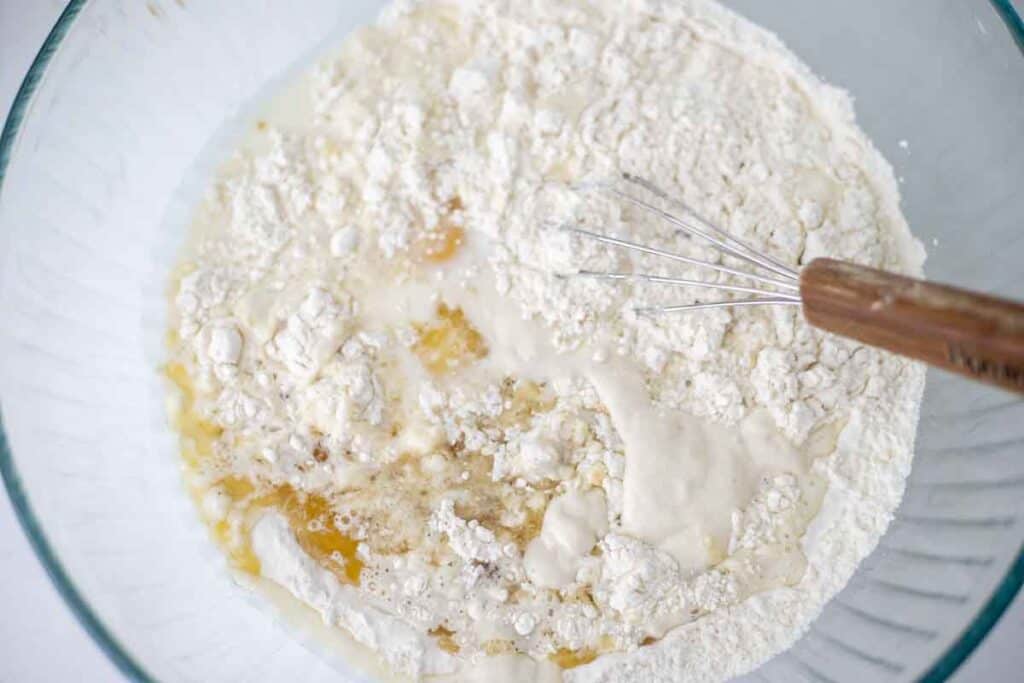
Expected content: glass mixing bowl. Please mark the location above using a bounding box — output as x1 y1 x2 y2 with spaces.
1 1 1022 681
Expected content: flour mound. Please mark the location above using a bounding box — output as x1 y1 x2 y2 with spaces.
166 0 924 680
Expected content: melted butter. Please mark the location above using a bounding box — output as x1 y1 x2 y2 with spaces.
549 647 598 669
225 483 364 585
549 634 615 670
347 432 550 558
209 375 558 568
415 197 466 264
165 363 222 466
166 365 362 584
209 477 262 574
419 224 465 263
413 303 488 374
429 626 461 654
277 487 364 585
498 379 556 429
483 639 517 656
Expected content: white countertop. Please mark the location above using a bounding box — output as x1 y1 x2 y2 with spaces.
1 2 1022 681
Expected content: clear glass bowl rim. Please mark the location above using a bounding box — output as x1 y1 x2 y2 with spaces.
0 1 1022 681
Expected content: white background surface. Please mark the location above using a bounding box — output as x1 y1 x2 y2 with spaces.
1 1 1022 682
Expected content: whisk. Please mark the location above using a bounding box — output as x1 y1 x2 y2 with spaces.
565 174 1024 394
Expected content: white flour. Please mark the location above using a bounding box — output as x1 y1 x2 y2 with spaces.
166 0 925 681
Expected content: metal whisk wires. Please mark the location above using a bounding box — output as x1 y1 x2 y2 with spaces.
565 175 803 313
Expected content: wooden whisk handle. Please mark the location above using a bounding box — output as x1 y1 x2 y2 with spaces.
800 258 1024 394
